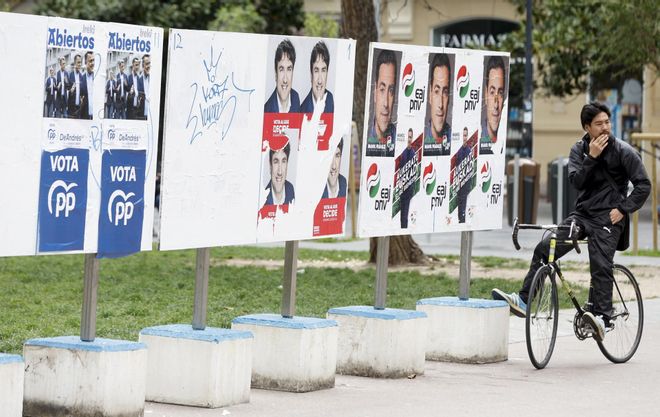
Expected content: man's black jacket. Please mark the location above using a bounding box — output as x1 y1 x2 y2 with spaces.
568 133 650 216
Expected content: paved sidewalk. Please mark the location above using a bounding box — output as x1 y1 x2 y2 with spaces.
145 298 660 417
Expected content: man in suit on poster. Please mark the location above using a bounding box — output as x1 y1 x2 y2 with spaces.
301 41 334 114
55 57 69 118
115 59 129 119
264 39 301 113
264 143 295 206
44 67 56 117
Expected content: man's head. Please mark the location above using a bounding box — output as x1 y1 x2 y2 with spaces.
328 138 343 190
463 127 468 144
85 51 94 74
49 67 54 77
274 39 296 105
484 56 506 139
269 143 291 197
429 54 451 137
118 59 125 73
373 49 397 136
142 54 151 77
407 128 413 146
73 54 82 73
581 102 612 139
310 41 330 102
59 57 66 71
108 69 114 79
132 57 140 74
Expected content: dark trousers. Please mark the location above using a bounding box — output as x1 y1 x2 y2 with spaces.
519 211 623 318
457 189 468 223
400 192 412 228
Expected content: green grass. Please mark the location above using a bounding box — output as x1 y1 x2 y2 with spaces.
623 249 660 257
0 248 589 354
212 245 370 262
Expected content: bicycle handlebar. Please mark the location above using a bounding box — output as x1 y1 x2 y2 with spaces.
512 218 581 254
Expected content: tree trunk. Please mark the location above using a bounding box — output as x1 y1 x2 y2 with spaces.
340 0 377 143
343 1 428 266
369 235 429 265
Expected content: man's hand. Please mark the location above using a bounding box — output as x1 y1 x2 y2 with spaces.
589 134 609 158
610 208 624 224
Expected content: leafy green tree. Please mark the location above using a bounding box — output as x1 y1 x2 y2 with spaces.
303 12 339 38
507 0 659 97
208 3 266 33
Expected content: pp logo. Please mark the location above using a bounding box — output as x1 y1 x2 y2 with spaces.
108 190 135 226
48 129 56 142
456 65 470 98
47 180 77 218
423 162 436 196
402 63 415 97
481 161 492 192
108 129 116 141
367 163 381 198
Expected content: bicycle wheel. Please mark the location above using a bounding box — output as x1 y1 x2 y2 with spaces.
525 265 559 369
596 264 644 363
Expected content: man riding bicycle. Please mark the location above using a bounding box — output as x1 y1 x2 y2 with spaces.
493 102 650 341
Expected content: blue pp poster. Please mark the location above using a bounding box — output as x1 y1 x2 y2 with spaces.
98 149 146 258
37 148 89 252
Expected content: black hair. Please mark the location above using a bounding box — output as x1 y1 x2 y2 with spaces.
269 142 291 164
84 51 93 63
275 39 296 72
337 137 343 154
310 41 330 73
580 102 611 128
429 53 451 87
485 55 507 93
375 49 397 83
408 128 413 135
142 54 150 62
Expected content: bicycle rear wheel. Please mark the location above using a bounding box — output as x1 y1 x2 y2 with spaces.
526 265 559 369
597 264 644 363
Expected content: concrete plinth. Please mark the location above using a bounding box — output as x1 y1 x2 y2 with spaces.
23 336 147 417
327 306 427 378
231 314 337 392
139 325 253 408
416 297 509 363
0 354 24 417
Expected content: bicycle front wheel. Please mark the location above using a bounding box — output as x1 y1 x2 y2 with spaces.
526 265 559 369
597 264 644 363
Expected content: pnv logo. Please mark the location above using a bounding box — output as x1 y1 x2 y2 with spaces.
402 63 415 97
481 161 492 192
47 180 78 218
48 128 56 142
108 190 135 226
367 163 381 198
456 65 470 98
423 162 436 196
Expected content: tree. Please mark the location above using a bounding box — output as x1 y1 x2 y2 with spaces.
506 0 659 97
342 0 429 265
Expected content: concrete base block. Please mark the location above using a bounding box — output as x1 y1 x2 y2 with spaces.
327 306 427 378
0 354 24 417
23 336 147 417
139 325 253 408
417 297 509 363
231 314 338 392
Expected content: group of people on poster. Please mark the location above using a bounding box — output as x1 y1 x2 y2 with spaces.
43 50 95 119
365 47 508 228
261 38 345 221
104 53 151 120
43 50 152 121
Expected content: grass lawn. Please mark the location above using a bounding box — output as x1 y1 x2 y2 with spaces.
0 246 588 354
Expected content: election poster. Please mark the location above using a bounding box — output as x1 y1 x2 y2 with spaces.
0 12 162 257
159 30 355 250
357 43 509 237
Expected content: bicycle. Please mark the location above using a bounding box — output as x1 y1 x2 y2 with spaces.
511 218 644 369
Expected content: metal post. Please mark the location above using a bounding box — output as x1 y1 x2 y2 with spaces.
458 231 473 300
374 236 390 309
81 253 100 342
281 241 299 318
192 247 210 330
652 143 658 250
513 154 520 221
557 156 563 222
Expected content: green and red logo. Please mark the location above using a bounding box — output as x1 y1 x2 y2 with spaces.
480 161 492 192
402 63 415 97
423 162 436 195
456 65 470 98
367 163 381 198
